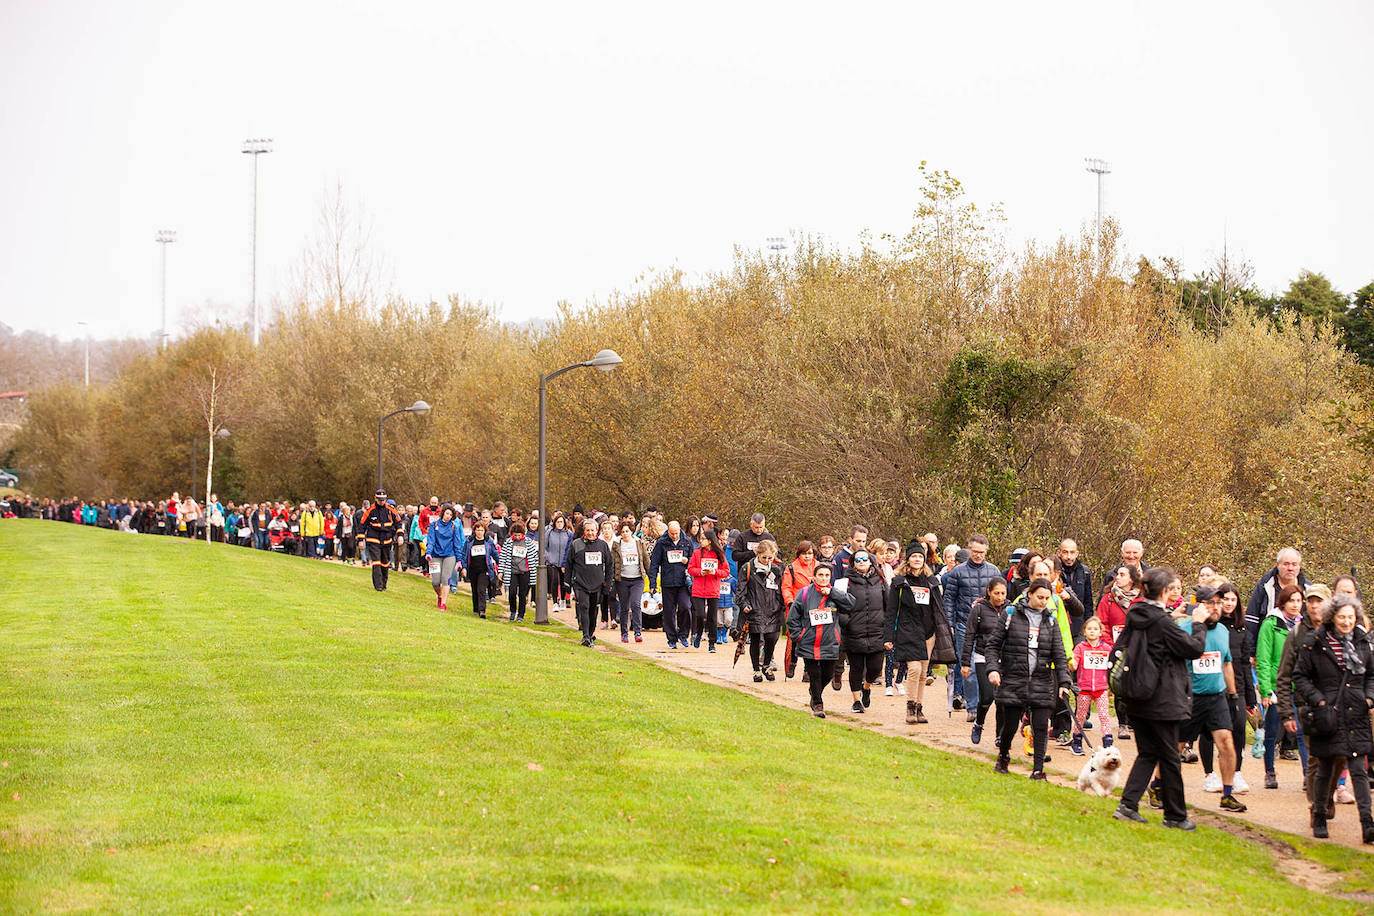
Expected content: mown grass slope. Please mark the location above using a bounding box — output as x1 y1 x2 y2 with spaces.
0 521 1368 914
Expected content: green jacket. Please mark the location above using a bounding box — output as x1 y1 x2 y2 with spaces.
1256 610 1298 698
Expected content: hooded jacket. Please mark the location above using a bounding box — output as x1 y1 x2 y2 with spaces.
984 597 1072 708
737 559 787 634
1117 599 1206 721
687 545 731 599
425 518 462 558
786 584 855 661
1245 566 1310 647
840 567 888 654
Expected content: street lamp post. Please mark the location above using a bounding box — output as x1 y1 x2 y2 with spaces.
377 400 431 492
155 230 176 350
242 139 273 346
534 349 623 625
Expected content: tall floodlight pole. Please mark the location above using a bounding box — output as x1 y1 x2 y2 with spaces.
242 139 273 346
1084 158 1112 239
155 230 176 350
534 349 624 625
76 321 90 386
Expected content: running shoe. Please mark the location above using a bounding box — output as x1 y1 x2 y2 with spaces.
1219 795 1248 813
970 724 983 744
952 695 965 711
1147 786 1164 809
1029 771 1047 781
885 686 895 697
851 701 865 714
1264 771 1278 790
1113 806 1147 824
753 673 764 683
1202 772 1223 793
897 682 907 696
1233 772 1250 793
861 688 871 708
1118 725 1132 741
1181 744 1199 764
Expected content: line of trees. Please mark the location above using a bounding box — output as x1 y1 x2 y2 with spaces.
13 167 1374 583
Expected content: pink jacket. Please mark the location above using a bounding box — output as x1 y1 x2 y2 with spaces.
1073 638 1114 694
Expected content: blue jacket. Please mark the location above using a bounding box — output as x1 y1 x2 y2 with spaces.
463 537 500 579
426 519 462 557
942 559 1004 628
649 533 695 591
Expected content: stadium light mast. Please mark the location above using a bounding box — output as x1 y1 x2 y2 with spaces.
767 236 787 309
242 138 273 346
1084 158 1112 239
155 230 177 350
76 321 90 386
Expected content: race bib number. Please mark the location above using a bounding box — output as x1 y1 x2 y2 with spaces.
701 559 718 575
667 550 685 564
911 586 930 605
237 527 250 537
809 608 833 626
1112 625 1124 643
513 545 527 559
1028 627 1040 650
747 542 759 553
290 525 299 534
720 582 731 595
1084 650 1111 671
1194 651 1222 675
471 545 486 557
766 575 779 591
585 552 602 566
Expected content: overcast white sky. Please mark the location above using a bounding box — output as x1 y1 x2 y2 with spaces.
2 1 1371 341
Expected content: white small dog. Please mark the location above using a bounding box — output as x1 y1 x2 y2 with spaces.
1077 745 1124 797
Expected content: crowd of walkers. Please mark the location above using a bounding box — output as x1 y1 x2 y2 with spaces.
9 492 1373 841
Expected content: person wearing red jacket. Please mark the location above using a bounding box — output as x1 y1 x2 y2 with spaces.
1095 563 1142 739
687 528 732 653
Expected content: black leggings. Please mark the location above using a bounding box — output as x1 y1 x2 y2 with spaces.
997 703 1051 771
691 596 719 644
804 659 836 707
470 570 489 617
749 630 779 671
974 662 997 726
848 650 885 692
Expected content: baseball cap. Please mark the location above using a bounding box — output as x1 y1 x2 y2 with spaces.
1305 583 1333 602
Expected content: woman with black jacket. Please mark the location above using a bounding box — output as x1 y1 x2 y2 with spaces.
960 577 1010 745
885 543 953 725
1113 568 1209 829
736 540 786 683
1292 593 1374 841
985 579 1073 779
841 551 888 715
1200 582 1256 794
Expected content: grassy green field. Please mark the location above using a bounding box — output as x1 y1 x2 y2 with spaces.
1 521 1370 914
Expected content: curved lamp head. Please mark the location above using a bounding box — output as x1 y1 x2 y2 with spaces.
587 349 623 374
215 428 231 440
407 400 431 417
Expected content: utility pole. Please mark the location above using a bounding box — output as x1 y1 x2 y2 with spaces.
155 230 176 350
76 321 90 386
242 139 273 346
1084 158 1111 240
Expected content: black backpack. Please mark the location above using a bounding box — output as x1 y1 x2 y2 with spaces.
1109 622 1160 702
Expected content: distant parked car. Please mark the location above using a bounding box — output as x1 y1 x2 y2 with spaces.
0 470 18 488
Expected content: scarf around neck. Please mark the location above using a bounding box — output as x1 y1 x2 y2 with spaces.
1111 583 1139 609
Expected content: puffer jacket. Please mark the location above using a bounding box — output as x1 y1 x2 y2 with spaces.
1117 599 1206 721
984 598 1072 708
786 584 856 661
959 596 1008 668
841 568 888 654
737 559 787 634
1293 627 1374 759
943 559 1003 627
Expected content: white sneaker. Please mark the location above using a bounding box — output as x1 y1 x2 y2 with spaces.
1202 772 1223 793
884 686 894 697
897 683 907 696
1233 773 1250 794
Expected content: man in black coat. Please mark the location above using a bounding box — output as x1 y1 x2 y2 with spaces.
567 519 613 648
1056 538 1093 639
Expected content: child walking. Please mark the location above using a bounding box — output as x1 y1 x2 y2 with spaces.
1071 617 1114 756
